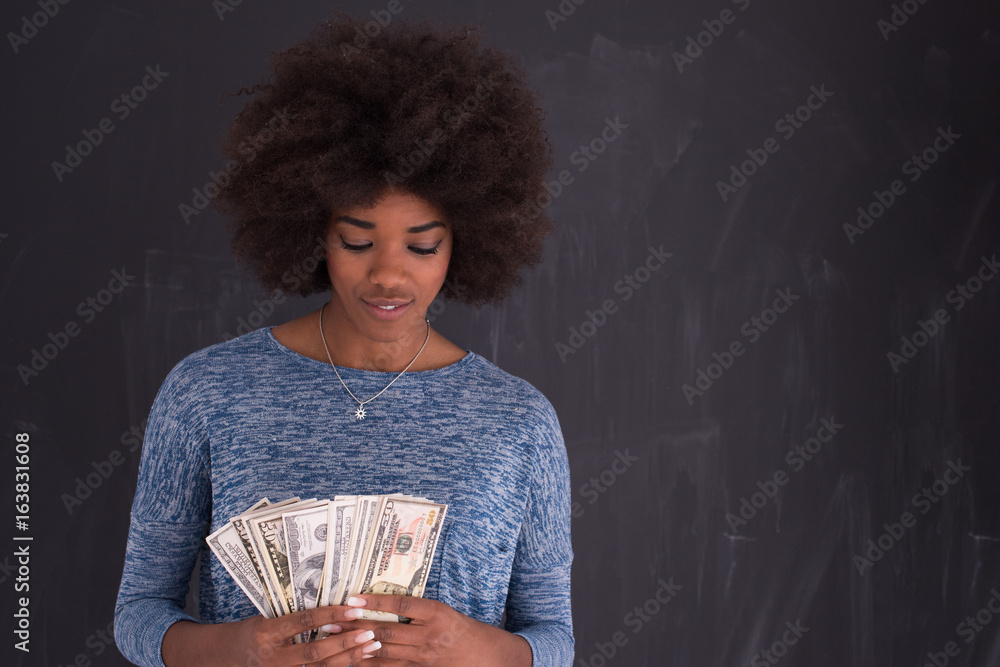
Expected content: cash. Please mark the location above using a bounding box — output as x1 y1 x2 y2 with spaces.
207 493 447 643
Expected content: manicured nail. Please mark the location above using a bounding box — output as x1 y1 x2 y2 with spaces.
347 596 367 607
320 623 341 633
363 641 382 654
356 630 375 643
344 608 364 620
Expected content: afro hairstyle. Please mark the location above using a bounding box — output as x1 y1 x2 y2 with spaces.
212 13 555 306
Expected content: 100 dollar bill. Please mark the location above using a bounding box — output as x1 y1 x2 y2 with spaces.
353 497 447 622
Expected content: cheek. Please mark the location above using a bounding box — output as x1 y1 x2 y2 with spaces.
431 250 452 284
325 257 361 292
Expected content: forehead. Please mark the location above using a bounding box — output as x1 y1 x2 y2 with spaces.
331 191 447 228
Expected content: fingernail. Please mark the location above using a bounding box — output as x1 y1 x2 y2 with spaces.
347 596 367 607
320 623 341 633
344 608 364 620
356 630 375 643
363 641 382 654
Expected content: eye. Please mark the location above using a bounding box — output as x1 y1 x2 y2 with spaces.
337 237 442 255
339 239 371 252
410 242 442 256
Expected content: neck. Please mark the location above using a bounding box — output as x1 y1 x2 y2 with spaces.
318 302 430 372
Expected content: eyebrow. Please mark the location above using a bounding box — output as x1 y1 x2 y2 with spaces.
335 215 445 234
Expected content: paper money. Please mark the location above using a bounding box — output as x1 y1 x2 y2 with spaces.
320 498 356 607
207 493 448 642
247 500 325 620
338 496 383 606
207 521 274 618
283 502 330 643
230 497 301 618
353 498 447 622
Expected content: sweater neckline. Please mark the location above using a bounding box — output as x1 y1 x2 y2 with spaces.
261 326 475 379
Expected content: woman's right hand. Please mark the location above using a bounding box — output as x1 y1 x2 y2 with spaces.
162 606 382 666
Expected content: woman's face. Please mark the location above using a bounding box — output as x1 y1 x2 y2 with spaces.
323 189 452 345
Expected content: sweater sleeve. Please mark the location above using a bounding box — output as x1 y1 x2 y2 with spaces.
114 358 213 667
505 399 575 666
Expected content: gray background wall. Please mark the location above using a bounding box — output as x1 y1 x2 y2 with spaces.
3 0 999 665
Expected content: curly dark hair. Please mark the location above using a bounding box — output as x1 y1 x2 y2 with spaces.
212 13 554 306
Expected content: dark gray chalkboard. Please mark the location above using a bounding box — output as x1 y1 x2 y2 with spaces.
2 0 999 665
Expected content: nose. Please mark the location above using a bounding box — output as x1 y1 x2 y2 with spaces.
368 247 407 289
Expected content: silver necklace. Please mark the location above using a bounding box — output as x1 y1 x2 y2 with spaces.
318 302 430 420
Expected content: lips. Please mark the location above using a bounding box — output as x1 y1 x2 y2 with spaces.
362 298 412 320
365 299 410 307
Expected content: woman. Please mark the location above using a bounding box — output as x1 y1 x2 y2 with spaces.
114 13 573 667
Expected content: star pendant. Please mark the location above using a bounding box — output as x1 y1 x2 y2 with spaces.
354 405 366 420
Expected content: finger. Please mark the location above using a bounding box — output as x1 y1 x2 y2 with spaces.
356 639 443 665
280 628 383 666
332 618 425 647
261 606 364 646
262 606 351 645
345 594 437 622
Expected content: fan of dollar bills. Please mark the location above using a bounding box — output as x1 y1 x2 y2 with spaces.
207 494 447 643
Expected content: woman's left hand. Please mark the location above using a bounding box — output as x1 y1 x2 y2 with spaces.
329 595 532 667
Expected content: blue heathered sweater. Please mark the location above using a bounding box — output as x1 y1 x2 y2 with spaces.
114 327 574 666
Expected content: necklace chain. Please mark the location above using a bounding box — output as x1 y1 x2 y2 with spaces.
318 302 430 420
